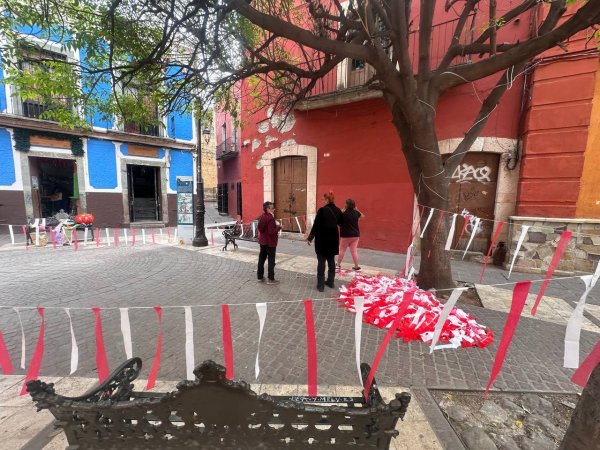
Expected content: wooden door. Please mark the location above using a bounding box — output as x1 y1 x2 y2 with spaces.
274 156 307 232
447 153 499 253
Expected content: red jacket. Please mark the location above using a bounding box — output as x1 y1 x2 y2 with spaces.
258 212 281 247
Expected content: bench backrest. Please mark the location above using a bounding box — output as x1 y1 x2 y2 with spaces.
27 359 410 449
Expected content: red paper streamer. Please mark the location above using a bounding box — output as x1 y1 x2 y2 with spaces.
406 206 424 248
302 215 308 228
50 227 57 250
95 227 100 247
480 221 505 282
455 215 471 249
304 300 318 396
572 340 600 387
531 231 572 316
151 228 156 244
364 291 415 400
485 281 531 396
167 227 171 241
132 228 136 246
20 308 45 395
427 211 445 258
211 230 215 246
22 225 28 250
0 331 14 375
114 229 119 247
73 228 78 251
221 304 234 380
92 307 110 382
146 306 163 390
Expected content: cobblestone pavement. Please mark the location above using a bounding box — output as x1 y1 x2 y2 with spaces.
0 243 597 395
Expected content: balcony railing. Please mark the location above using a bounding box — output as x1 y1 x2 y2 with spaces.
216 137 239 160
124 121 161 137
303 15 475 99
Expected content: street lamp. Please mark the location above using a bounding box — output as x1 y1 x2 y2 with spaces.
192 126 212 247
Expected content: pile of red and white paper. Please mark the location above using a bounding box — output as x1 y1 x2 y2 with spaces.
338 274 494 349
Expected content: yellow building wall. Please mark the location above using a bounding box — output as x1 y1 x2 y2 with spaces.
576 62 600 218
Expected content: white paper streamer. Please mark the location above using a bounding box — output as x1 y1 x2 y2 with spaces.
35 225 40 246
404 244 413 277
445 214 458 251
462 218 481 259
8 225 15 245
174 228 178 243
354 296 365 386
41 218 46 227
65 308 79 374
295 216 302 233
119 308 133 359
508 225 530 278
83 228 88 246
429 288 467 352
13 308 25 369
159 229 163 243
33 218 39 227
420 208 435 238
184 306 195 380
407 266 415 280
142 229 147 244
124 229 128 246
252 222 256 238
564 263 600 368
105 228 111 246
255 303 267 379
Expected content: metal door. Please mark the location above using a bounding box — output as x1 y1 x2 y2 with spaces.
447 153 499 253
274 156 307 232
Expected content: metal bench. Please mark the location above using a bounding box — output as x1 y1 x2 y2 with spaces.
222 220 259 251
27 358 411 449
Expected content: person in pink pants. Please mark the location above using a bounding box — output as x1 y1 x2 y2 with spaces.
337 198 364 270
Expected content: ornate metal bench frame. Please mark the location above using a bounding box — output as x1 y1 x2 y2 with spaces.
27 358 411 449
222 220 259 251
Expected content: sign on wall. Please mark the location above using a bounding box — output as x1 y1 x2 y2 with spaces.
176 177 194 225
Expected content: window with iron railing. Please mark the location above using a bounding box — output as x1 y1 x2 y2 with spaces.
14 47 72 120
123 94 161 137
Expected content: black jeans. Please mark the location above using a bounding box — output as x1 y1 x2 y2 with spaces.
257 245 276 280
317 253 336 288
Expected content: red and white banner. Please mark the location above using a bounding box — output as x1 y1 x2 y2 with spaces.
20 308 45 395
146 306 163 390
92 307 110 382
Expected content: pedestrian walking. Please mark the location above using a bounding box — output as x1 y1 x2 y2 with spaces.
306 191 342 292
257 201 281 285
337 198 364 270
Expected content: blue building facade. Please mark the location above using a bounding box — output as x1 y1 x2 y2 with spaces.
0 33 197 228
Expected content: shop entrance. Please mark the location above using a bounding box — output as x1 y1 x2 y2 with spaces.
127 165 161 222
29 156 77 217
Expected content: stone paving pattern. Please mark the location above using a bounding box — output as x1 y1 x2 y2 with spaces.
0 241 598 395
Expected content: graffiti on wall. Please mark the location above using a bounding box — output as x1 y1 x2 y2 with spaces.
451 163 492 183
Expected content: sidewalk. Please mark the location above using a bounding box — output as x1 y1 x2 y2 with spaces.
1 374 440 450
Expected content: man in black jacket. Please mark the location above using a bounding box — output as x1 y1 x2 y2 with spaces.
307 191 342 292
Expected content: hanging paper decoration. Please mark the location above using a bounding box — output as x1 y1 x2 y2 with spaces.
159 229 163 243
119 308 133 359
114 228 119 247
65 309 79 374
339 275 493 348
173 228 178 244
364 291 415 400
92 307 110 382
84 228 88 246
508 225 530 277
73 228 78 251
20 308 45 395
445 214 458 251
8 225 14 245
146 306 163 390
105 228 111 246
252 222 256 238
429 288 467 352
14 308 25 369
142 229 147 244
184 306 195 381
0 330 13 374
455 215 472 247
95 227 100 247
167 227 171 242
35 224 40 246
304 300 318 396
403 244 413 277
480 221 505 282
255 303 267 379
21 225 28 250
124 229 128 247
419 208 435 238
295 216 302 233
564 263 600 368
50 226 57 250
572 340 600 388
531 231 572 316
132 228 137 246
151 228 156 244
485 281 531 396
221 304 234 380
462 218 480 259
353 296 365 386
211 229 215 246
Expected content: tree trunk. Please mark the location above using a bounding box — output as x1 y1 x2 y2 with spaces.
559 363 600 450
416 185 456 291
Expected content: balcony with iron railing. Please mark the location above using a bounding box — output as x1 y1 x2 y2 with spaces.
216 137 239 160
296 15 475 108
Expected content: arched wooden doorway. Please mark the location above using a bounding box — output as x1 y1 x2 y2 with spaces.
273 156 307 232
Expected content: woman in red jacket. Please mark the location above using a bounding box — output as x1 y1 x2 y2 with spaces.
257 201 282 285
